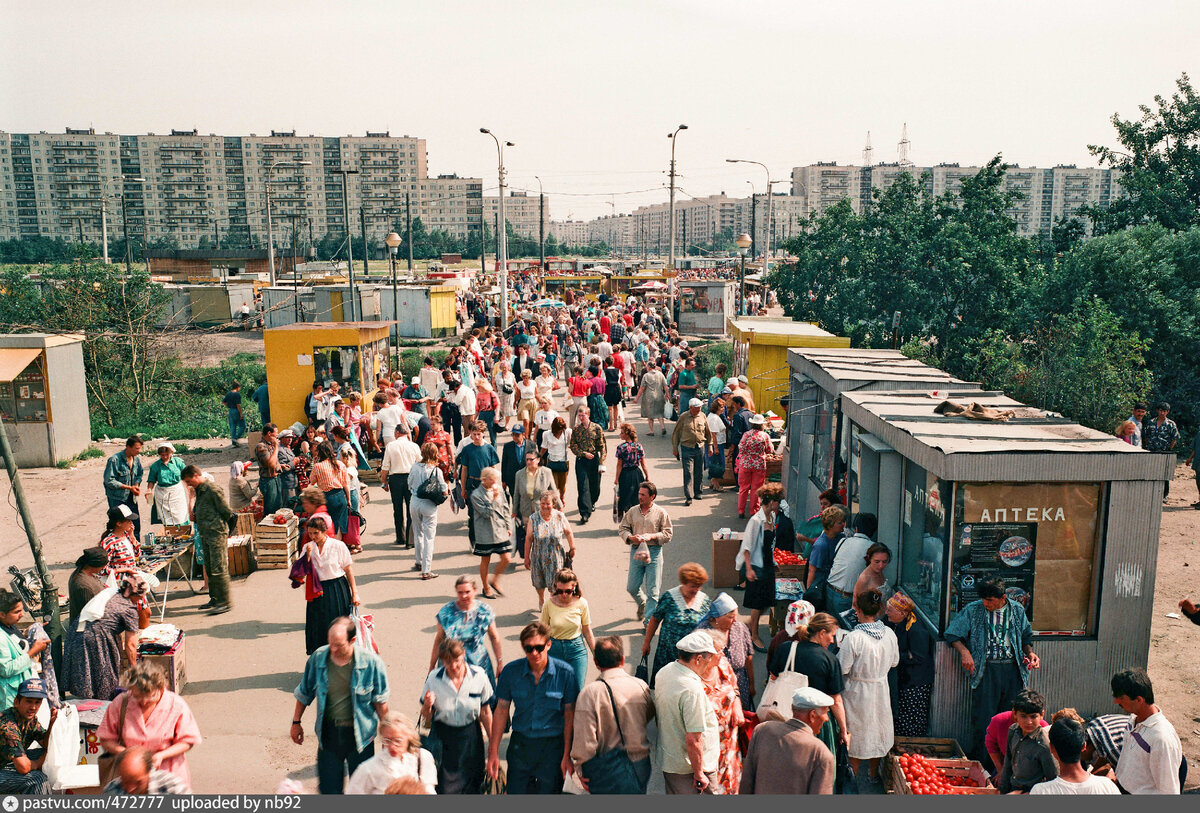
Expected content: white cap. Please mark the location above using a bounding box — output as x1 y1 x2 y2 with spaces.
676 630 718 655
689 398 704 409
791 686 836 710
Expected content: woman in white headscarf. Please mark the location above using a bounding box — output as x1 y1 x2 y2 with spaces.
228 460 260 513
146 442 189 526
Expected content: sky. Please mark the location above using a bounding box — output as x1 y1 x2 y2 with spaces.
2 0 1197 221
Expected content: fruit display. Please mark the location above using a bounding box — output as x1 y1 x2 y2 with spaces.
773 549 807 566
897 754 985 795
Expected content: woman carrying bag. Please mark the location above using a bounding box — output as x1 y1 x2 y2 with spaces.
408 443 448 580
420 639 493 794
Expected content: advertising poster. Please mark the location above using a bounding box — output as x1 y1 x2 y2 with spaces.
952 522 1036 619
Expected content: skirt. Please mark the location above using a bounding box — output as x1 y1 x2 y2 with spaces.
707 443 726 479
516 399 538 423
324 489 349 536
741 565 775 611
587 394 608 429
305 575 352 655
616 466 645 516
604 385 622 407
154 482 190 526
528 537 565 591
896 683 933 738
433 719 486 794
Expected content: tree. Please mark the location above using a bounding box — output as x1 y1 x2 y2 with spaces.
1087 73 1200 233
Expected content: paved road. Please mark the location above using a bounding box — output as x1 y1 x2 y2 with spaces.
176 396 762 792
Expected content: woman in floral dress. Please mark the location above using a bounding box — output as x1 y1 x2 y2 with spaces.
642 562 711 687
698 592 756 712
699 627 744 795
612 424 649 517
523 490 577 610
430 576 504 692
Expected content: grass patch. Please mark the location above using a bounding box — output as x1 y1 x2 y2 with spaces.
55 445 107 469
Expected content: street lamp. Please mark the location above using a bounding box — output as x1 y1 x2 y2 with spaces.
331 167 360 320
385 230 402 345
668 124 687 321
727 158 774 273
266 160 311 287
534 175 545 273
119 177 145 274
735 232 752 316
481 128 514 332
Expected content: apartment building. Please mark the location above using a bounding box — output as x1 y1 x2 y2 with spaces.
549 220 589 246
0 128 481 248
483 191 546 240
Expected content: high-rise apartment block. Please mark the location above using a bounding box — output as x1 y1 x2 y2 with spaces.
483 191 547 240
0 128 483 248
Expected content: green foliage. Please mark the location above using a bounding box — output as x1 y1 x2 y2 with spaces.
395 348 449 383
693 342 733 396
1087 73 1200 233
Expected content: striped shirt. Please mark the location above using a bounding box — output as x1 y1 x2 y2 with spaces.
310 460 348 492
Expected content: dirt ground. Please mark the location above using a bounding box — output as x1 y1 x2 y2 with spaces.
153 330 265 368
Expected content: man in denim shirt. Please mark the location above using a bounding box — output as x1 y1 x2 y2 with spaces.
945 577 1040 764
103 435 144 541
292 617 389 794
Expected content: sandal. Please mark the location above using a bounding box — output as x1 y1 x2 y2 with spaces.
481 591 498 600
490 582 505 597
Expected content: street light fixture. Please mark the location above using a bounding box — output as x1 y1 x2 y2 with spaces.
385 230 402 345
266 160 311 287
481 129 514 332
727 158 774 273
668 124 687 321
735 232 752 316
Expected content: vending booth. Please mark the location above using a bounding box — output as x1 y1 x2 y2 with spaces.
676 280 737 336
728 318 850 419
784 347 971 518
378 283 458 339
263 323 392 428
837 387 1172 744
0 333 91 467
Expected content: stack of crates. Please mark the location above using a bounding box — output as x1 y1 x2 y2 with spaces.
256 514 300 569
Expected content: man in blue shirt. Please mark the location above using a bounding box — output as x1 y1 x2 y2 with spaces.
222 383 245 446
805 505 846 596
103 435 145 542
488 622 578 794
250 381 270 426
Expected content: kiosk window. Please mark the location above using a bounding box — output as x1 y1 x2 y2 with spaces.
0 354 49 423
897 459 950 629
949 482 1102 635
810 396 835 489
313 346 361 393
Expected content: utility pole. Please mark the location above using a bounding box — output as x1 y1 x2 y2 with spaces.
359 204 369 279
479 205 487 277
121 190 132 275
405 191 414 273
480 129 513 332
101 197 109 263
538 189 545 273
0 417 60 642
749 195 757 265
333 168 359 321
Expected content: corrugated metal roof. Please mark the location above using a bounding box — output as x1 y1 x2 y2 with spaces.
788 347 972 395
842 389 1175 482
728 317 838 338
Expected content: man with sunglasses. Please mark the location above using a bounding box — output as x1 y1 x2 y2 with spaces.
488 623 578 794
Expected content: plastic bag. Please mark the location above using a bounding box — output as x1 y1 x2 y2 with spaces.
43 703 80 787
633 541 651 563
352 608 379 654
663 402 675 421
562 769 587 795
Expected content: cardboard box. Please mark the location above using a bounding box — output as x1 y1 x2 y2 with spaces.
712 532 743 588
141 634 186 694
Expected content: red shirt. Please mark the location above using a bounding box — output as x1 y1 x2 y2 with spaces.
599 315 611 338
985 711 1049 757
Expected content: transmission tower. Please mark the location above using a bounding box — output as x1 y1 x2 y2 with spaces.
862 131 874 166
897 123 913 168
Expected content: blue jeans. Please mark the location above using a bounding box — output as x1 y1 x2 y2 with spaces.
324 488 349 536
505 732 565 794
627 545 664 619
228 409 246 442
479 409 497 447
549 635 588 695
680 444 704 500
825 584 853 617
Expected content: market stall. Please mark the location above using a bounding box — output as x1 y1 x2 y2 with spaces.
676 280 736 336
728 318 850 419
838 387 1173 744
0 333 91 467
784 347 971 518
377 283 458 339
263 322 392 428
542 275 604 302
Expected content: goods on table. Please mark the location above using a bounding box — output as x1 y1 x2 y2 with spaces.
256 513 298 569
773 548 807 579
890 736 966 760
891 754 996 795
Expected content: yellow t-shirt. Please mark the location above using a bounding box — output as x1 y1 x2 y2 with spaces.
540 597 591 640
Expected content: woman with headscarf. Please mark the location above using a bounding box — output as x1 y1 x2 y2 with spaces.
698 626 744 795
228 460 260 514
697 592 756 713
146 442 189 526
61 574 148 701
276 429 299 505
883 593 935 738
766 603 848 756
0 591 37 710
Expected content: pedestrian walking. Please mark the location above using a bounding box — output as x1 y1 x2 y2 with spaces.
652 631 721 794
470 467 512 599
739 687 836 795
643 563 711 687
568 409 605 524
540 569 594 694
613 423 648 517
524 490 576 609
380 425 421 549
735 414 771 517
618 482 673 623
671 398 713 506
419 638 493 794
407 443 446 580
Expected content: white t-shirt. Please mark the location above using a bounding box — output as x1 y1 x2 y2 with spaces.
706 412 727 445
453 386 477 415
535 374 557 400
376 403 407 443
541 429 572 462
303 538 352 581
534 409 559 434
345 750 437 795
516 380 538 401
1029 776 1120 795
827 533 875 593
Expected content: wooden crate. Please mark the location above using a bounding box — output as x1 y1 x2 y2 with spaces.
234 512 257 540
887 757 996 795
256 537 297 569
774 563 807 579
227 535 257 577
139 634 187 694
890 736 966 760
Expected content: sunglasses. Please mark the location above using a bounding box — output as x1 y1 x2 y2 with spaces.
553 588 575 596
522 643 549 654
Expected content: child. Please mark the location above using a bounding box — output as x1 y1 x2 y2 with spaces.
998 688 1058 793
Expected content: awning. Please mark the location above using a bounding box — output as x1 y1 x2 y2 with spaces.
0 348 42 383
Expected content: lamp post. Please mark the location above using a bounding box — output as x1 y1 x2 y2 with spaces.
481 129 514 332
385 230 401 345
727 158 773 273
735 232 751 316
119 176 145 275
331 167 360 320
667 124 687 321
534 175 545 273
266 160 311 287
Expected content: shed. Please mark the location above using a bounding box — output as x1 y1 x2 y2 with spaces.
838 388 1173 745
784 348 972 517
263 323 393 428
728 318 850 417
378 284 458 339
310 286 381 323
261 285 315 329
676 280 736 336
0 334 91 467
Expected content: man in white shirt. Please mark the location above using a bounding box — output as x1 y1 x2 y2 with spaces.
1029 718 1119 795
453 378 477 428
652 631 720 794
824 513 877 616
1111 668 1182 794
597 338 613 361
380 425 421 550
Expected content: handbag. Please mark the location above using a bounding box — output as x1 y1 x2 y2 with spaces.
415 468 448 505
582 679 642 794
634 654 649 683
482 765 507 795
756 642 808 721
418 717 443 769
834 739 854 794
97 694 130 787
546 458 569 474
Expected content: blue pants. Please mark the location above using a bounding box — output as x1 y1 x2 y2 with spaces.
680 444 704 500
324 488 349 536
627 544 663 620
317 720 374 794
479 409 497 447
505 732 564 794
228 409 246 441
825 584 853 617
549 635 588 695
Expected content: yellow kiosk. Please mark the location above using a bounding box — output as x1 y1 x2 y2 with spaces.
728 317 850 418
264 323 393 428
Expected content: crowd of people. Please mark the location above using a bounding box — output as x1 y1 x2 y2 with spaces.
0 285 1190 797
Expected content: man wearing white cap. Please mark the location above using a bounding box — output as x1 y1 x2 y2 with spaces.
671 398 713 506
652 630 720 794
740 686 836 795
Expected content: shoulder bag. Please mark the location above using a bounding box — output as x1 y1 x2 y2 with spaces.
755 641 808 722
581 679 642 794
802 534 847 612
97 693 130 787
415 466 448 505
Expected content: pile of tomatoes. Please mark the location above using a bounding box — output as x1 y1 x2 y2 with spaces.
774 549 806 566
897 753 981 795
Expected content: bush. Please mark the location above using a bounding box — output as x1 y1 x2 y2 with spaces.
395 348 450 384
694 342 733 397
